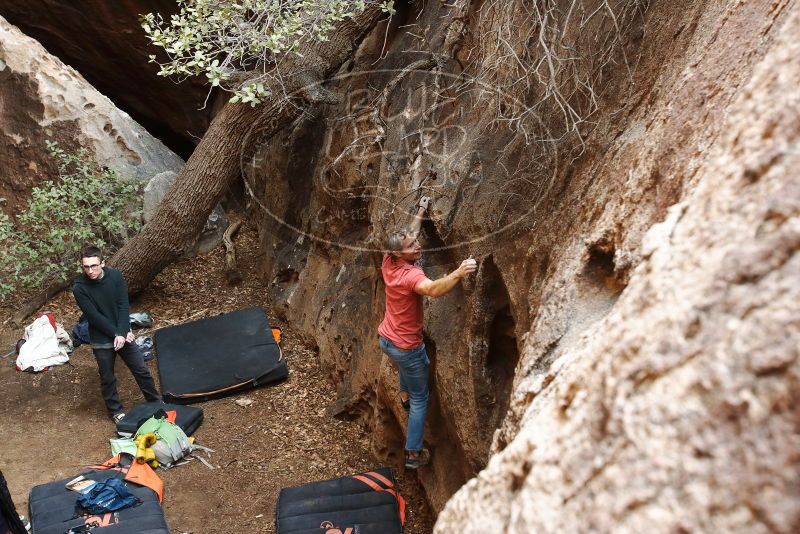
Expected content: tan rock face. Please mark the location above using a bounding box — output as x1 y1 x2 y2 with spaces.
0 0 210 156
436 4 800 534
0 16 183 215
245 0 798 528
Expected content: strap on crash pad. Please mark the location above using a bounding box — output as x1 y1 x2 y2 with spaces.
351 472 406 526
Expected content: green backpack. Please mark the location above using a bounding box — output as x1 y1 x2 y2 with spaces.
135 415 193 468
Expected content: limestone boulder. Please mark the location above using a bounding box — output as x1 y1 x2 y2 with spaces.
0 0 211 156
142 171 178 223
0 15 183 215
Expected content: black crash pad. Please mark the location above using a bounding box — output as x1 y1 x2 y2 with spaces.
154 307 287 403
115 401 203 436
276 467 405 534
29 469 168 534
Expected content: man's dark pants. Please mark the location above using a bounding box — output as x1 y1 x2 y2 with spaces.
92 342 160 415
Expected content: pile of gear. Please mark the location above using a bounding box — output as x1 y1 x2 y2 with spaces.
25 402 209 534
109 406 211 469
11 311 155 373
13 313 73 373
4 307 406 533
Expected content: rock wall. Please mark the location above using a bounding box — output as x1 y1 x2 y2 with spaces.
245 0 797 529
0 0 211 156
437 2 800 532
0 15 183 215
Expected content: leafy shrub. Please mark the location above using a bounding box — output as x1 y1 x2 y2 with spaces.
142 0 394 106
0 142 142 300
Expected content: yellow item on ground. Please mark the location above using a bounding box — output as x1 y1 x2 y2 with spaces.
134 433 159 468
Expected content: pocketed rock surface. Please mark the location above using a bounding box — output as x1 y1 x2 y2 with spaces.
0 15 184 215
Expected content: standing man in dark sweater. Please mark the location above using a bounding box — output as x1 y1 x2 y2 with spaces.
72 245 160 423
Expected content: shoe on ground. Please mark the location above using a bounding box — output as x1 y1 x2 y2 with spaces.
405 448 431 470
112 412 126 424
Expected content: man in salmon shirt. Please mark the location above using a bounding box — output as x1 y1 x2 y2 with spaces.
379 196 477 469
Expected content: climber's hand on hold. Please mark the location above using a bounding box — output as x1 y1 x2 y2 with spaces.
455 258 478 278
416 257 478 297
417 196 431 213
411 196 432 234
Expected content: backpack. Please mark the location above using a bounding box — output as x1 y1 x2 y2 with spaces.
135 415 193 468
71 317 90 347
75 478 140 515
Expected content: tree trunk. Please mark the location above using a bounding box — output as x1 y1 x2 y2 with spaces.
112 2 387 294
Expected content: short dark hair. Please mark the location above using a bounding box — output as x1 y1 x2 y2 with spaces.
80 245 104 262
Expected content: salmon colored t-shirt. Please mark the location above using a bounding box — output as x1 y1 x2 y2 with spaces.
378 255 428 349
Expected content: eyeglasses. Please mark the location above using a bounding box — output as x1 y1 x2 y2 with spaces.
82 263 102 271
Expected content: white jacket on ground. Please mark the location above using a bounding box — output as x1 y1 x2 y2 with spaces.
15 315 71 372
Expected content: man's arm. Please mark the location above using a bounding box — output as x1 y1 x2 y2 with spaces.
73 286 118 339
415 258 477 298
409 196 431 236
114 271 132 338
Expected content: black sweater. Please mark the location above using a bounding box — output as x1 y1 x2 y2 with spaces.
72 267 130 347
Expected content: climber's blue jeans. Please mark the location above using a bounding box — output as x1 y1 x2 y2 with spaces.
379 336 429 453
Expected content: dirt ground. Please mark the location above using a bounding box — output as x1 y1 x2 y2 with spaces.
0 221 433 533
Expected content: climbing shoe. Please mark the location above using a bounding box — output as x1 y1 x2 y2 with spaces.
405 448 431 470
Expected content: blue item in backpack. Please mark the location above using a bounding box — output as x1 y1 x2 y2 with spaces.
76 478 140 514
71 317 90 347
